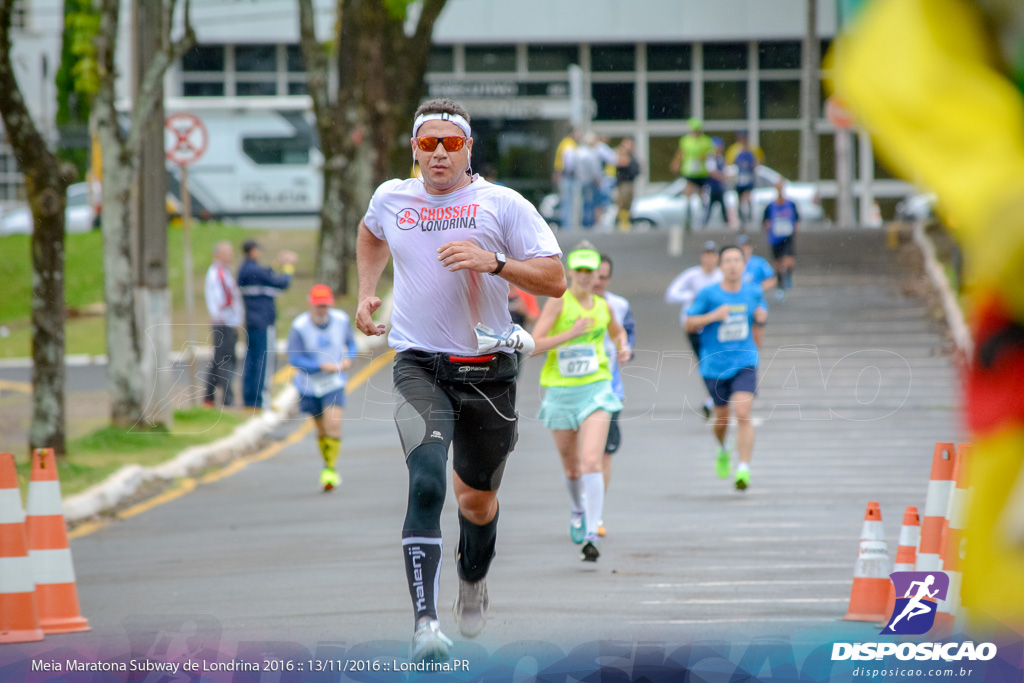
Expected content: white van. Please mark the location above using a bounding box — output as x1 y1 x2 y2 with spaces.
165 99 322 219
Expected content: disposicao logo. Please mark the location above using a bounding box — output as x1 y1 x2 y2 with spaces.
881 571 948 635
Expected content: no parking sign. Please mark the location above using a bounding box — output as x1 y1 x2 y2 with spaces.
164 113 208 166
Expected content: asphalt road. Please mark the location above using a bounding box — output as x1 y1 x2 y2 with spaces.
6 228 965 669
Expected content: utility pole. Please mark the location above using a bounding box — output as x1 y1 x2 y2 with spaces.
799 0 820 183
134 0 173 428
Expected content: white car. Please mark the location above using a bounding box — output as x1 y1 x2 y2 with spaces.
629 165 824 230
895 191 937 222
0 182 97 236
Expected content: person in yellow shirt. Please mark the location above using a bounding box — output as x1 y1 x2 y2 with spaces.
531 244 630 562
553 127 581 227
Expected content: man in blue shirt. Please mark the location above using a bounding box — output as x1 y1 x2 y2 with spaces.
686 245 768 491
288 285 359 491
238 239 297 409
762 181 799 301
737 234 775 348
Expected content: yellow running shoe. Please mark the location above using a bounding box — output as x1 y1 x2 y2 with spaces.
320 467 341 491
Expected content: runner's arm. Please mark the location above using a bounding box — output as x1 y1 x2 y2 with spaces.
499 254 566 298
530 297 591 356
608 314 631 363
356 221 390 336
287 327 322 374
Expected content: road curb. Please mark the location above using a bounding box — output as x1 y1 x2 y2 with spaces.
62 293 393 525
911 221 973 358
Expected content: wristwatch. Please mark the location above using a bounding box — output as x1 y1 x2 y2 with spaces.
490 251 507 275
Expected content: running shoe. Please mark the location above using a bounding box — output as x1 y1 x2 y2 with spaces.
702 399 712 420
581 540 600 562
410 617 453 663
774 289 785 302
735 467 750 491
597 521 606 537
320 467 341 491
570 511 586 544
715 448 730 479
452 576 488 638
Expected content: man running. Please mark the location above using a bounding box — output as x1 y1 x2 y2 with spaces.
287 285 358 491
888 574 940 631
355 98 565 661
670 118 715 231
686 245 768 490
725 132 763 229
594 253 636 537
737 234 775 348
762 181 799 302
665 240 723 419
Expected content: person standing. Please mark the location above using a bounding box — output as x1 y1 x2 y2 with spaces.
737 234 775 348
670 118 715 230
355 98 565 661
703 138 728 227
593 253 635 537
762 181 799 302
553 127 581 228
238 240 297 409
665 241 723 419
202 241 243 408
686 245 768 491
725 131 764 229
287 285 358 492
614 137 641 230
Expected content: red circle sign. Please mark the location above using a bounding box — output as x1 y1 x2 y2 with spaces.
165 113 208 166
825 96 856 130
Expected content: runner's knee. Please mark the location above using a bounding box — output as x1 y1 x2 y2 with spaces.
404 443 448 535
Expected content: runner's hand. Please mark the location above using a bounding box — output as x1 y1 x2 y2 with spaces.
617 345 632 364
437 241 499 273
319 362 341 373
713 304 731 322
356 297 386 336
341 358 353 372
754 307 768 324
568 316 592 337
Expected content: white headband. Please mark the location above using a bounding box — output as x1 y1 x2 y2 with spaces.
413 112 472 138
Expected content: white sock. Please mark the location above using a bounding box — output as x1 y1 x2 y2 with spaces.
737 462 750 472
581 473 604 540
565 476 584 513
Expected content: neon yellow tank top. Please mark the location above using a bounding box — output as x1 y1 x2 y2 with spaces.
540 290 612 387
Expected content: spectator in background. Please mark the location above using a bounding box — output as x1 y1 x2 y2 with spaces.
238 239 297 409
553 127 581 227
703 138 728 227
726 131 764 229
575 132 606 229
595 135 619 229
614 137 641 231
202 241 243 408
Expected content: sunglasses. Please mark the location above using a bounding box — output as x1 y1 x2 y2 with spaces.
573 267 595 273
415 136 467 152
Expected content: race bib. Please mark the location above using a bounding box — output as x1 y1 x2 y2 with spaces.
685 158 703 176
309 371 344 397
773 218 794 237
718 314 750 343
737 171 754 187
557 344 599 378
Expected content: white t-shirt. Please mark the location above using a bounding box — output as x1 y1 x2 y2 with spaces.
363 176 562 354
665 266 723 326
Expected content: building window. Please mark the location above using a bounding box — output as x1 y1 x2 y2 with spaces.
760 129 801 179
236 44 277 73
759 41 801 70
428 46 454 73
286 45 305 73
703 42 747 70
182 45 225 72
182 82 225 97
527 45 578 72
703 81 746 120
236 81 277 97
242 136 311 165
592 82 634 120
649 136 682 183
591 45 635 72
759 80 801 119
288 81 309 96
0 144 24 201
647 82 690 120
647 44 692 72
465 45 516 72
11 0 26 29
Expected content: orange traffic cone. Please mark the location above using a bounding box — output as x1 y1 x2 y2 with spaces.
0 452 44 643
25 448 89 634
917 443 956 571
843 501 891 622
879 506 920 625
930 443 971 637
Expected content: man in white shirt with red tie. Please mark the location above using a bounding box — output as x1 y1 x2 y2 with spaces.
203 241 243 407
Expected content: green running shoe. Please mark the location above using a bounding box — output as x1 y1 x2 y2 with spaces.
715 448 730 479
570 511 586 544
320 467 341 491
735 467 750 491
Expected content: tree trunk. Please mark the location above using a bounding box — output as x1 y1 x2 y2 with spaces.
0 0 69 455
316 158 347 292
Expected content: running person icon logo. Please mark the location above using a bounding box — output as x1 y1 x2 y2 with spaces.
882 571 950 635
396 208 421 230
